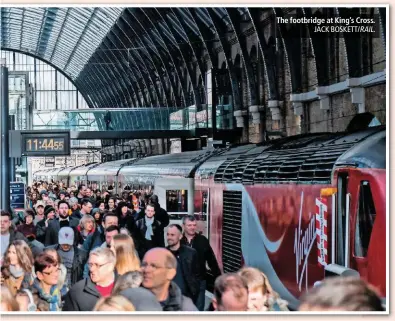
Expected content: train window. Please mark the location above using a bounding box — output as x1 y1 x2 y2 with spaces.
166 190 188 213
354 181 376 258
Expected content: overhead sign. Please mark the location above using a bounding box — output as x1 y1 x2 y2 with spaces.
10 182 25 209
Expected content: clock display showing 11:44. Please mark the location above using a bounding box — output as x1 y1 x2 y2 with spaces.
25 138 65 151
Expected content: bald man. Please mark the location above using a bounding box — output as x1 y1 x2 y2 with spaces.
141 248 198 311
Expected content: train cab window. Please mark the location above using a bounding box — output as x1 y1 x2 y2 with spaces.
354 181 376 258
166 190 188 212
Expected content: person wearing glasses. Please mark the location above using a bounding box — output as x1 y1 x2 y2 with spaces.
141 247 198 311
32 253 62 311
63 247 116 311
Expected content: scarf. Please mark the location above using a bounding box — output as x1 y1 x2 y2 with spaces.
9 265 24 278
33 278 61 311
145 216 154 241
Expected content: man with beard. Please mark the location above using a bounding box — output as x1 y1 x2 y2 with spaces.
166 224 200 303
36 205 56 244
45 201 79 246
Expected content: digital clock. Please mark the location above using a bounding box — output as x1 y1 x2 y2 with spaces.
21 131 71 156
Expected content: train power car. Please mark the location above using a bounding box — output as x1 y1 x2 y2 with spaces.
195 125 386 309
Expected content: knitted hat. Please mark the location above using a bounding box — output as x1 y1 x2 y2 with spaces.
44 206 55 217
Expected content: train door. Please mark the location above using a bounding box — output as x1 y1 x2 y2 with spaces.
154 177 194 245
350 171 385 300
193 188 209 238
325 169 360 278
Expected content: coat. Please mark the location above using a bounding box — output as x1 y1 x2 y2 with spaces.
118 211 137 236
167 245 200 303
135 217 164 258
35 218 47 244
181 233 221 280
44 217 80 246
160 282 198 311
62 276 101 311
45 244 88 287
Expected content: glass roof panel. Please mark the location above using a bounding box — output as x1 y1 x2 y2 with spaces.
1 7 123 81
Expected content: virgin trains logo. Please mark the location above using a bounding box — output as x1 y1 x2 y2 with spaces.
294 191 316 292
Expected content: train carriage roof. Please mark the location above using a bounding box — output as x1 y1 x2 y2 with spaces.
57 166 80 176
212 126 385 185
68 163 99 176
87 159 138 177
119 149 219 177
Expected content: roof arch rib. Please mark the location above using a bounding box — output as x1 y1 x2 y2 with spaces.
205 8 242 111
119 11 169 107
134 8 188 107
153 8 198 107
172 8 208 101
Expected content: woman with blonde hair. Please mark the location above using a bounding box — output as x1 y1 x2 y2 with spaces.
238 267 289 311
110 234 140 275
93 295 135 311
0 240 34 296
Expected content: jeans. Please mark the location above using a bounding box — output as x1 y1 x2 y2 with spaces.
196 280 207 311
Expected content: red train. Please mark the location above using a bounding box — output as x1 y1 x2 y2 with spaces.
194 125 386 309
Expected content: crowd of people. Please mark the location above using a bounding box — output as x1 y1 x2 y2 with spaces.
0 181 385 312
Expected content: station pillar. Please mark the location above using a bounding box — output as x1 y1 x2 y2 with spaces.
0 66 10 211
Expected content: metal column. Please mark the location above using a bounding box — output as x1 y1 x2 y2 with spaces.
0 66 10 211
210 68 217 140
9 115 16 182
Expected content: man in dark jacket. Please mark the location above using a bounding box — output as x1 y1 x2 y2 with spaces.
45 201 79 246
141 247 197 311
135 203 164 259
181 215 222 310
35 205 56 244
71 199 92 220
166 224 200 303
46 227 88 287
137 195 169 243
63 247 116 311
